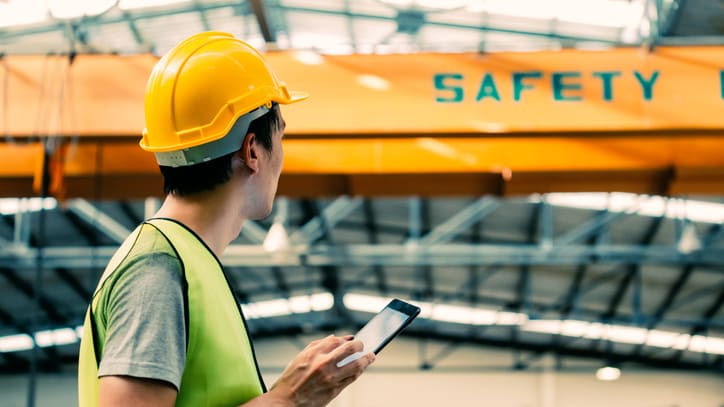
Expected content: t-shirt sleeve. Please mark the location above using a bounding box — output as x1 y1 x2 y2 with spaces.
97 252 186 390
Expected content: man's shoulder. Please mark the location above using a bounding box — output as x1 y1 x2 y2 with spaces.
101 222 183 291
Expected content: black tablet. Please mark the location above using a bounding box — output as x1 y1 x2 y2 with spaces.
337 298 421 367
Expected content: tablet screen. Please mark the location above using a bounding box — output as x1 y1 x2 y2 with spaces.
337 301 417 368
355 306 409 354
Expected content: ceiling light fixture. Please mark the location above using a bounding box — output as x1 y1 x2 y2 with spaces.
595 365 621 381
540 192 724 224
118 0 189 11
379 0 470 11
241 293 334 319
263 198 290 253
0 198 57 216
466 0 645 29
0 293 335 353
343 293 724 355
48 0 116 20
0 0 49 28
343 293 529 326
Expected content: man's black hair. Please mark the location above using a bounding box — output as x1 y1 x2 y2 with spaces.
159 103 281 196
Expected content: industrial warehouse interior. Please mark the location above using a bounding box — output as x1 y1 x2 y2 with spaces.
0 0 723 406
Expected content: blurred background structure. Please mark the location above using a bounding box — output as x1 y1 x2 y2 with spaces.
1 1 723 406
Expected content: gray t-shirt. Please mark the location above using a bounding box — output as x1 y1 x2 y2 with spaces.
97 226 187 390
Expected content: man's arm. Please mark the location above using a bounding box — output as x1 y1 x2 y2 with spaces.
99 335 374 407
96 252 186 406
99 376 177 407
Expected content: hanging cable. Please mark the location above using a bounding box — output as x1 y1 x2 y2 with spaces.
26 138 51 407
1 52 13 145
66 50 79 164
26 49 73 407
33 56 48 144
25 52 51 407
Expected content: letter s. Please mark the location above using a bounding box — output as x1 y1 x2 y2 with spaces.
434 73 464 103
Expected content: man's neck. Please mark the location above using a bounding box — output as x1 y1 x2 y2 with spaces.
154 189 244 258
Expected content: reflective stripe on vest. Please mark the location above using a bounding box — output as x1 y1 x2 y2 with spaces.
78 218 265 406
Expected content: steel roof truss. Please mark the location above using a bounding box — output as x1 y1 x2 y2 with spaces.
249 0 276 43
290 197 363 245
66 199 131 244
362 199 387 294
414 197 499 246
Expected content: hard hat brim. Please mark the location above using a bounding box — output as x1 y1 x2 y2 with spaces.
284 90 310 104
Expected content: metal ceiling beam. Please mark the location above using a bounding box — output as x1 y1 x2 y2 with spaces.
466 212 485 305
413 199 434 301
537 199 553 248
413 197 498 246
12 206 33 247
64 209 102 246
546 214 610 355
224 266 249 303
362 199 387 294
658 0 684 36
66 199 131 244
695 288 724 335
0 352 29 373
512 201 539 312
602 265 637 320
554 205 639 247
0 306 32 336
54 267 91 301
3 242 724 268
302 199 347 321
0 2 629 50
0 267 66 324
667 283 724 363
558 220 610 318
343 0 358 51
270 266 289 296
192 0 212 32
290 197 362 245
544 262 587 357
656 35 724 45
276 5 624 46
239 220 268 244
629 223 724 360
245 320 724 374
600 215 665 322
249 0 276 43
510 202 543 369
648 264 695 327
642 223 723 329
0 2 236 41
121 11 146 49
118 201 143 227
0 215 14 243
0 305 61 367
5 137 724 198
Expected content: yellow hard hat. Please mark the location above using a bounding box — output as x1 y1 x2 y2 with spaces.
140 31 308 167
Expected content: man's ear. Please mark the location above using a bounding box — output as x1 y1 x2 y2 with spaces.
241 132 260 173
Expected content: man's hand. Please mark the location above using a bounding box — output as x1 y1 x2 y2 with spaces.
265 335 376 407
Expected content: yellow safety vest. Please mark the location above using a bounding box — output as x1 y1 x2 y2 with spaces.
78 218 265 406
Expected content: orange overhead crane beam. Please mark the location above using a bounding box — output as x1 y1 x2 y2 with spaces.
1 47 723 198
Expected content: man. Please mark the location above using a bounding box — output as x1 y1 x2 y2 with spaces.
78 31 375 406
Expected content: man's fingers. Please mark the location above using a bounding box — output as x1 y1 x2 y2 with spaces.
336 352 375 383
329 338 364 361
308 335 351 353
